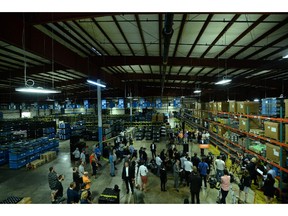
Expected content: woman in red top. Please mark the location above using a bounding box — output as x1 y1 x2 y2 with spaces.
220 169 231 204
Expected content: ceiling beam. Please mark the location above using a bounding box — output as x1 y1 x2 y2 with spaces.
215 14 270 59
229 16 288 59
0 14 124 90
94 56 284 69
172 14 187 57
135 14 148 56
200 14 241 58
27 13 120 25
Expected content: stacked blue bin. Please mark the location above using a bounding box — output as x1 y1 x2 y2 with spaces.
43 127 56 139
8 137 59 169
261 98 285 117
59 122 70 140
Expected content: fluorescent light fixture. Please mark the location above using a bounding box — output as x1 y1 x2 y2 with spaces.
194 90 201 93
283 54 288 59
91 47 102 56
254 98 259 102
215 78 232 85
15 87 61 94
87 79 106 88
245 70 270 79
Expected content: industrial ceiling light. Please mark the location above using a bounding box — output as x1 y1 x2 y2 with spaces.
283 54 288 59
215 77 232 85
254 98 259 102
15 87 61 94
87 79 106 88
193 89 201 93
15 19 61 94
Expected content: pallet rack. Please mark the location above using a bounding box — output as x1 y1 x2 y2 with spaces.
178 103 288 202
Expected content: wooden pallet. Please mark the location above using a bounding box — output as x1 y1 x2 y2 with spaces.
17 197 32 204
30 159 45 169
40 151 56 163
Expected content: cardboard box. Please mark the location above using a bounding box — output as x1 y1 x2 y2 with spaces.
285 99 288 118
209 102 213 111
266 143 287 164
239 118 261 131
195 102 205 110
204 103 210 110
217 102 229 112
264 121 280 141
40 151 57 163
229 101 237 113
237 101 259 114
213 103 218 111
202 111 209 119
17 197 32 204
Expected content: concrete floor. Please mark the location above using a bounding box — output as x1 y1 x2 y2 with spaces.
0 119 255 204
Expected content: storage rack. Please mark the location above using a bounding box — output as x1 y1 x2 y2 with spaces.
58 122 70 140
8 137 59 169
179 100 288 202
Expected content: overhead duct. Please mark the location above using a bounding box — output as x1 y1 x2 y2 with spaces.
161 13 174 97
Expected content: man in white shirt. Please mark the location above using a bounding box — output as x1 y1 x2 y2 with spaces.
78 162 85 179
138 163 149 192
80 150 86 164
215 155 225 182
184 157 193 186
180 154 187 184
72 148 80 163
155 155 162 176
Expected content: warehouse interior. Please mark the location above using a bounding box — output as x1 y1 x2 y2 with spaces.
0 12 288 206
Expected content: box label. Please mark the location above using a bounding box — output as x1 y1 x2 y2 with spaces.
271 127 277 132
240 104 243 108
273 149 279 157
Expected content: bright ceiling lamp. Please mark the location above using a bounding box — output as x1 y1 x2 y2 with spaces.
15 87 61 94
283 54 288 59
215 77 232 85
87 79 106 88
193 89 201 93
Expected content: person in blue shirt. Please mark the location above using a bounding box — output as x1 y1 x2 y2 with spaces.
94 145 102 161
109 151 115 177
198 157 209 188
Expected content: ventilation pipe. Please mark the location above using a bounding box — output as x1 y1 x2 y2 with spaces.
161 13 174 97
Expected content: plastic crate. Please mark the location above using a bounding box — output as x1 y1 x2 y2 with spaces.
0 158 8 165
9 159 27 169
9 152 26 161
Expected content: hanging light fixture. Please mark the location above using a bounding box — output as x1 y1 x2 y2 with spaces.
15 16 61 94
87 79 106 88
193 89 201 93
215 77 232 85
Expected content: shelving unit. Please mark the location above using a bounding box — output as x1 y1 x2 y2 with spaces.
178 100 288 202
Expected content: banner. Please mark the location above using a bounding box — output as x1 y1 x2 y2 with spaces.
102 99 107 109
118 98 124 108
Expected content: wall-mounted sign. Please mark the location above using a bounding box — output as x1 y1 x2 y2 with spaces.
102 99 107 109
118 99 124 109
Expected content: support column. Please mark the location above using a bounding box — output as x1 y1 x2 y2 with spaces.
130 97 133 123
97 79 103 153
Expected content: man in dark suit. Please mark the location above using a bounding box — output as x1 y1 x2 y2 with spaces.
190 166 202 204
150 142 157 159
122 161 135 194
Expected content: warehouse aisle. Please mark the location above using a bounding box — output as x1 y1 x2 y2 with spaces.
0 134 255 204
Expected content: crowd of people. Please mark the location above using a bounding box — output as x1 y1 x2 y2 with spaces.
47 127 278 204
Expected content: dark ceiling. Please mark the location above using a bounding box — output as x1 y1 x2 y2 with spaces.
0 13 288 103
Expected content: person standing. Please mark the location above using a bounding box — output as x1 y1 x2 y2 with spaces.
82 172 91 191
215 156 225 182
78 162 85 182
263 173 275 203
220 169 231 204
80 150 86 164
239 169 251 203
113 149 118 170
54 175 65 203
173 159 180 192
67 182 80 204
150 142 157 159
122 161 134 194
138 162 149 192
199 137 206 156
109 151 115 177
142 148 148 165
94 144 102 161
191 153 201 169
91 157 97 179
48 167 58 203
189 166 202 204
155 154 163 176
160 163 167 191
72 148 80 165
72 167 81 191
184 157 193 187
198 157 209 189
